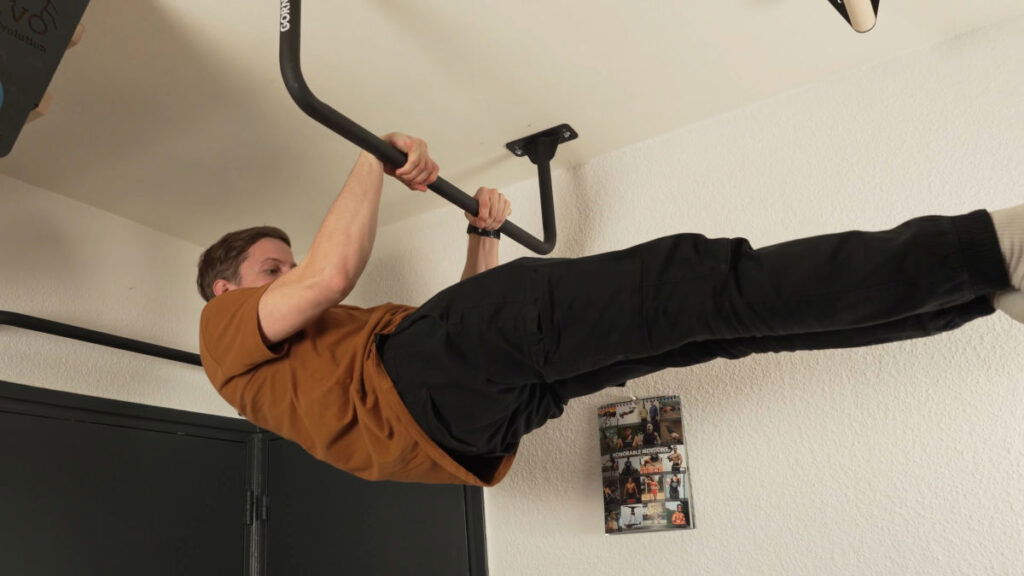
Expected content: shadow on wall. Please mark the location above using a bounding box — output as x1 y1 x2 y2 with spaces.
0 188 80 316
557 162 622 256
0 178 204 347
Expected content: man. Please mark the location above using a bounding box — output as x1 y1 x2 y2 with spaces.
669 474 682 501
622 476 641 504
672 504 687 527
619 459 637 479
641 423 660 446
198 132 1024 487
616 427 639 450
667 446 684 473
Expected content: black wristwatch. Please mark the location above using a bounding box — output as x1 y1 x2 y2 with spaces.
466 224 501 239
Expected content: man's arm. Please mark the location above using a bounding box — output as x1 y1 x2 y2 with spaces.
461 187 511 281
461 235 501 281
259 133 439 344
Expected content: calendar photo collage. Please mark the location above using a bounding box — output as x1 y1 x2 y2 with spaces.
598 395 694 534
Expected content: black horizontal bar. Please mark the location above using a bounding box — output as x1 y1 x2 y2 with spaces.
278 0 556 255
0 311 202 367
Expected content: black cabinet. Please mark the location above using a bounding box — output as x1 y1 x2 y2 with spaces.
0 381 487 576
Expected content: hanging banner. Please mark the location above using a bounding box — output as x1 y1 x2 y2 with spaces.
598 394 694 535
0 0 91 156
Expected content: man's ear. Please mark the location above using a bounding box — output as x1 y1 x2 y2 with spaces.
212 278 235 297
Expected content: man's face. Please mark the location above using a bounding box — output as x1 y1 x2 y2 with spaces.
214 237 297 297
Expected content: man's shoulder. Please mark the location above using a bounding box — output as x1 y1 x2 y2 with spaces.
200 286 274 332
202 286 267 313
199 286 275 354
199 285 289 385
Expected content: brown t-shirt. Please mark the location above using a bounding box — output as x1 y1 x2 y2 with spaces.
199 284 516 486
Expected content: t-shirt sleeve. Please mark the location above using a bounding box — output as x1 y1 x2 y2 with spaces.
199 285 289 388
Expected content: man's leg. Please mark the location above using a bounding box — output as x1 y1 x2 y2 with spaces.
549 296 994 401
535 210 1008 381
382 210 1008 456
388 296 993 454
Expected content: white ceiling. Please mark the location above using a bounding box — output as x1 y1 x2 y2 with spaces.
3 1 1023 251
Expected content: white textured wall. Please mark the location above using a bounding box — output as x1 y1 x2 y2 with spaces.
2 17 1021 576
351 18 1024 576
0 176 230 416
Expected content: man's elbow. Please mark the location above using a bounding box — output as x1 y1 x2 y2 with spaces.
296 257 363 305
321 269 359 304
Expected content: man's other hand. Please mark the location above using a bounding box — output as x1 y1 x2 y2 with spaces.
466 187 511 231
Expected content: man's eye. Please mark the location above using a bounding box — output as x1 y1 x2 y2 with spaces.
265 268 280 276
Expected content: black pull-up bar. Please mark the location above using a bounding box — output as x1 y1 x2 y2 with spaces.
0 311 201 367
278 0 563 255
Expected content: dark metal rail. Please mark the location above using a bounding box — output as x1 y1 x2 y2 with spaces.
278 0 558 254
0 311 201 367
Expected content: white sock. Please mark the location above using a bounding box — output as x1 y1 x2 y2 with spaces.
989 205 1024 290
993 290 1024 324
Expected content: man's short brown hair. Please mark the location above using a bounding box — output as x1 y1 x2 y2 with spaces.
196 226 291 302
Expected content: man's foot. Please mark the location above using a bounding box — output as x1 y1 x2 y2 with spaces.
993 290 1024 324
990 205 1024 289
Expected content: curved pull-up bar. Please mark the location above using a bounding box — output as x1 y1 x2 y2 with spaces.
278 0 560 255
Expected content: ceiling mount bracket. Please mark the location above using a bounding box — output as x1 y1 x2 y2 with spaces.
501 123 579 252
505 123 578 165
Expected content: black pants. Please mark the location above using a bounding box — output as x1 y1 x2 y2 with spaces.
379 210 1009 457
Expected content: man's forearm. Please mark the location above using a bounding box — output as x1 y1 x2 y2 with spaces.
255 151 384 344
256 134 437 345
302 151 385 300
459 186 509 281
461 235 500 281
